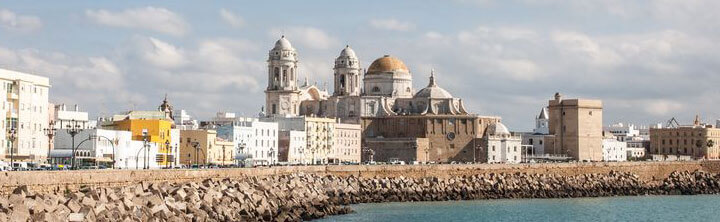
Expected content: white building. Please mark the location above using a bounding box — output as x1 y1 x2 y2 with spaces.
266 116 338 164
604 123 640 142
52 104 94 129
602 130 627 162
1 68 50 163
51 128 165 169
173 109 198 130
484 122 522 164
521 108 550 156
216 117 278 166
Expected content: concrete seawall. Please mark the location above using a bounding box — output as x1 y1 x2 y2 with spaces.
2 161 720 195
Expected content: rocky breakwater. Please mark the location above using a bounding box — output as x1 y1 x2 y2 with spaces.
1 170 720 221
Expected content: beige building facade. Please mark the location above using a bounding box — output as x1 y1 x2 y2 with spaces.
546 93 603 161
330 123 361 163
1 68 51 163
649 119 720 160
179 129 234 166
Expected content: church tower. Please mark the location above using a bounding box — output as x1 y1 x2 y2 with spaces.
265 36 300 117
534 107 549 134
333 45 361 96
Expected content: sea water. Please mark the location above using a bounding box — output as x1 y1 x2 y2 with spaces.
319 195 720 222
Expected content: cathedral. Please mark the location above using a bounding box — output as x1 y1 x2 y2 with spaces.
264 36 502 163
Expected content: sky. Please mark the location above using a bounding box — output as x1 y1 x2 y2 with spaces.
1 0 720 131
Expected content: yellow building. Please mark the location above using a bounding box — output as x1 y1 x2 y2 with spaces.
104 110 176 167
179 129 235 167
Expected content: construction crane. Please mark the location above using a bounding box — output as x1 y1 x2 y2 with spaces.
666 117 680 128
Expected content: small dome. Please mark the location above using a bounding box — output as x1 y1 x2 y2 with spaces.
414 69 453 99
339 45 356 58
415 86 453 99
367 55 409 74
273 36 293 50
487 122 511 136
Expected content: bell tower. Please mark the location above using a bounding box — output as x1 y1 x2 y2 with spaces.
265 36 300 117
333 45 361 96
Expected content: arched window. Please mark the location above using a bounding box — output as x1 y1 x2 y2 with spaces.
282 69 288 82
372 86 380 92
339 75 346 89
290 68 294 81
273 67 280 86
406 87 411 92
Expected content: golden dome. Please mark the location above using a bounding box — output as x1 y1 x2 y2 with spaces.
367 55 409 74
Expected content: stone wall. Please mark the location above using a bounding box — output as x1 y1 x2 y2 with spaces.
2 161 719 195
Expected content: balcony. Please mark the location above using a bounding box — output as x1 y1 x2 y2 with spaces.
7 92 18 100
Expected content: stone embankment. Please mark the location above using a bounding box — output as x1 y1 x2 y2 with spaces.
1 170 720 221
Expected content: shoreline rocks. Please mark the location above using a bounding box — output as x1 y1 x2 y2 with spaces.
0 170 719 221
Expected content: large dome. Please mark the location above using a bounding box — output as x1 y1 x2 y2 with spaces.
367 55 409 74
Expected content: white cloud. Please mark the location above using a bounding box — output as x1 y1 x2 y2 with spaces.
496 59 541 81
0 8 42 32
132 36 187 68
269 27 338 50
219 9 244 28
369 18 415 31
86 7 188 36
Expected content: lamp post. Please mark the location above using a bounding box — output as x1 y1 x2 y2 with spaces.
66 120 84 170
222 145 227 167
268 148 275 166
164 140 170 169
7 127 16 170
191 141 200 168
43 121 57 164
237 143 244 167
141 130 149 169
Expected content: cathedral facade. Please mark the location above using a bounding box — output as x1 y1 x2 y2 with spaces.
264 36 502 163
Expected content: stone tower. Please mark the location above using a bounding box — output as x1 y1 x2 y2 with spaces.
547 92 603 161
333 45 361 96
265 36 300 117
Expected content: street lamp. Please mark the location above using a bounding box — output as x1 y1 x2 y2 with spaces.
7 127 16 170
43 121 57 164
191 141 200 168
66 120 84 170
164 140 170 169
237 143 245 167
141 130 149 169
268 148 275 166
221 145 227 167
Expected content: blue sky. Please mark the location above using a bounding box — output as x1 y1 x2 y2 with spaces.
2 0 720 131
